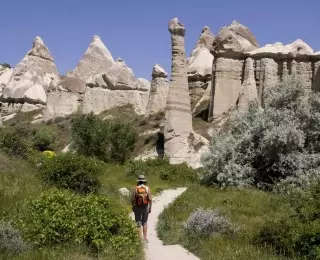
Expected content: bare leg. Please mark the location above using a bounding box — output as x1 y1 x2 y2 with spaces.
137 226 142 239
143 224 148 241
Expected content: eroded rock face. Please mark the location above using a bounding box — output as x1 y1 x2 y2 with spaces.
2 37 59 105
67 35 115 81
145 64 169 117
83 58 150 115
42 76 86 121
208 20 320 122
188 27 214 112
0 66 13 94
208 21 259 121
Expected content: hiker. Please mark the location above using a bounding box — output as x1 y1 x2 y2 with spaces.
132 175 152 243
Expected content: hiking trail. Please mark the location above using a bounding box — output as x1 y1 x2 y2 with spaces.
131 187 200 260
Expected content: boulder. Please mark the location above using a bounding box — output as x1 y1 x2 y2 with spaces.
1 36 59 105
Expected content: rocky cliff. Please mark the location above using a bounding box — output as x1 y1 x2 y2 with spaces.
208 21 320 121
1 37 59 107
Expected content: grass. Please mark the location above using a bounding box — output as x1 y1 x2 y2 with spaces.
157 184 295 260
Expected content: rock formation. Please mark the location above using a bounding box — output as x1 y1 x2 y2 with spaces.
165 18 208 167
1 37 59 106
145 64 169 117
67 35 116 81
187 27 214 114
0 65 13 96
208 21 259 121
208 20 320 121
83 57 150 115
42 76 86 121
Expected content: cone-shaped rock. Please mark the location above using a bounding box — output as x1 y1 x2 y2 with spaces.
188 26 214 114
145 64 169 117
0 65 13 96
188 26 214 78
164 18 194 164
67 35 116 81
2 36 59 105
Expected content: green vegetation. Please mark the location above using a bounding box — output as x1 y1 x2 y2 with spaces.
71 113 138 164
38 154 104 194
14 190 140 257
0 63 11 69
157 184 293 260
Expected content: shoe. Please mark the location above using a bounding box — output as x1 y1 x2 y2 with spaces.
143 237 149 243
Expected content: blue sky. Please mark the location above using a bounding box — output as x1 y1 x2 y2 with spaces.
1 0 319 80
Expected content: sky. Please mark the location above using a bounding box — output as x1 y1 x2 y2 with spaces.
1 0 320 80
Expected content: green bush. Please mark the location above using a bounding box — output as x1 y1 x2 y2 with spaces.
31 127 57 151
125 158 199 183
202 75 320 189
71 113 137 164
0 130 33 159
0 63 11 69
38 154 103 194
256 182 320 259
0 221 28 256
14 190 139 257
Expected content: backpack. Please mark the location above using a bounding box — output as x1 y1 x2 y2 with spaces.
135 185 149 206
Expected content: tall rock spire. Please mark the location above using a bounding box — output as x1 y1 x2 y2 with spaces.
164 18 194 164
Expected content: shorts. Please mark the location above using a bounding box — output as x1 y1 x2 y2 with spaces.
133 205 149 227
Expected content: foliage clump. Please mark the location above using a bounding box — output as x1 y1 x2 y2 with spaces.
202 75 320 189
14 190 139 257
256 182 320 259
38 153 103 194
183 208 235 238
0 221 28 256
71 113 137 164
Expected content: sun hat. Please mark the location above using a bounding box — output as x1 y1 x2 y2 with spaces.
136 175 147 183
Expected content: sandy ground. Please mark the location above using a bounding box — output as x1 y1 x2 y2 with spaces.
131 187 200 260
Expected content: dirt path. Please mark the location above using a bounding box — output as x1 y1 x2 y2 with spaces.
131 187 200 260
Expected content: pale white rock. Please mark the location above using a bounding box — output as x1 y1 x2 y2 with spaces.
238 57 258 111
43 91 81 121
188 26 214 78
67 35 115 81
152 64 168 78
249 39 314 57
82 87 149 115
165 18 198 165
145 64 169 117
138 78 151 91
2 36 59 105
0 66 13 91
192 81 211 114
212 20 259 55
83 57 150 115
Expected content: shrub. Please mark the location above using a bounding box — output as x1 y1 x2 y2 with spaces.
183 208 236 238
0 221 28 256
38 154 103 194
125 158 199 183
256 182 320 259
0 130 33 159
201 75 320 189
31 127 57 151
14 190 139 257
0 63 11 69
71 113 137 164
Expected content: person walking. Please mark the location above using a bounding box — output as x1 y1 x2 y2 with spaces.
132 175 152 243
